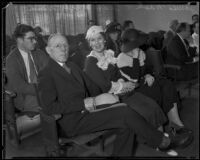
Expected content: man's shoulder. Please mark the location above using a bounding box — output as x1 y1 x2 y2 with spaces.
6 47 19 57
6 48 20 63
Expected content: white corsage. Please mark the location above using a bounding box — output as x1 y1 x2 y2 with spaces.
87 49 118 70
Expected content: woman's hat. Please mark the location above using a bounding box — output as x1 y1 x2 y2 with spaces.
121 29 149 53
86 25 104 40
105 22 121 34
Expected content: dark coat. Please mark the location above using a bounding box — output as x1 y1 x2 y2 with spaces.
166 35 194 65
5 47 48 111
166 35 198 80
38 58 101 136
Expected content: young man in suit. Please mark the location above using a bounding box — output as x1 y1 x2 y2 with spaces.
166 22 199 81
38 33 192 156
5 24 49 133
6 24 49 113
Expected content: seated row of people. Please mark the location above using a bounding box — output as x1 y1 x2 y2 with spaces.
84 26 193 141
5 24 195 157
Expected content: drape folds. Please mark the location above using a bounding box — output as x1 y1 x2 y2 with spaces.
5 4 115 36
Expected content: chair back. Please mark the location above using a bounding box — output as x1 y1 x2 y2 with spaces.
145 49 165 77
4 90 20 146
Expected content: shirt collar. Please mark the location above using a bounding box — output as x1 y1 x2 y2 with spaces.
57 61 65 67
18 48 29 56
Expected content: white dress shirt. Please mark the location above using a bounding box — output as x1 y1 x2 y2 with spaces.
19 48 31 83
19 48 38 83
192 32 199 54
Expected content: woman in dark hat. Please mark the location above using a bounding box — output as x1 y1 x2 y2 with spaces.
117 29 193 138
105 22 121 57
84 25 168 133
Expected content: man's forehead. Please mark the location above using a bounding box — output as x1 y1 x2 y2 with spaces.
49 35 68 45
24 31 35 37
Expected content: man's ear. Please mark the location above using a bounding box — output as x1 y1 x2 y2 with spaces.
46 46 51 55
16 37 23 45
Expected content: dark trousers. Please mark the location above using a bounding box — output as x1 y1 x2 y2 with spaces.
59 106 163 156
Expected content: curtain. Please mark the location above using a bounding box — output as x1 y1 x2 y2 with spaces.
12 4 91 35
96 5 114 29
5 3 17 36
5 4 115 36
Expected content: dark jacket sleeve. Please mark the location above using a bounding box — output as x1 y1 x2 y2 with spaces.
84 57 111 93
167 39 193 64
6 55 36 95
38 68 84 115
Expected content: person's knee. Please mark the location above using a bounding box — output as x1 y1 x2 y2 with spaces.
119 106 134 117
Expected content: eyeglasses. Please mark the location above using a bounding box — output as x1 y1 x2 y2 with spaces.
52 44 69 49
24 36 37 42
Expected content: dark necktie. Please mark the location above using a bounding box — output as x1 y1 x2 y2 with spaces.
63 63 71 74
28 53 37 83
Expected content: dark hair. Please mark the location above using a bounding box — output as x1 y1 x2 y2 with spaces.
175 22 188 33
34 26 42 33
123 20 133 30
13 24 35 39
192 14 199 20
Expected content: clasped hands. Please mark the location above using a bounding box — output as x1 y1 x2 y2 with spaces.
84 93 119 112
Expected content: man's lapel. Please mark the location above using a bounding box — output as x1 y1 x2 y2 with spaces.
50 59 83 88
176 35 190 57
69 62 85 87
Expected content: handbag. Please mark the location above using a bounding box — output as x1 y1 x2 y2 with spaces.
91 103 127 113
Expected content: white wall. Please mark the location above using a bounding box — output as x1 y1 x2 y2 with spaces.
117 3 199 33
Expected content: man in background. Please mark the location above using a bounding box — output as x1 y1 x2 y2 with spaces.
191 21 199 54
163 19 179 48
166 22 199 81
190 14 199 35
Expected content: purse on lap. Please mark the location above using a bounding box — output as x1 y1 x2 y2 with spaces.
90 103 127 113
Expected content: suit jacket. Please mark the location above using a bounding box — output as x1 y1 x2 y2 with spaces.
38 58 101 135
166 35 198 80
5 47 49 111
166 35 194 66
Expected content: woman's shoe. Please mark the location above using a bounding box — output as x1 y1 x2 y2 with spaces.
174 127 193 135
169 122 193 135
158 131 193 151
169 131 193 149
